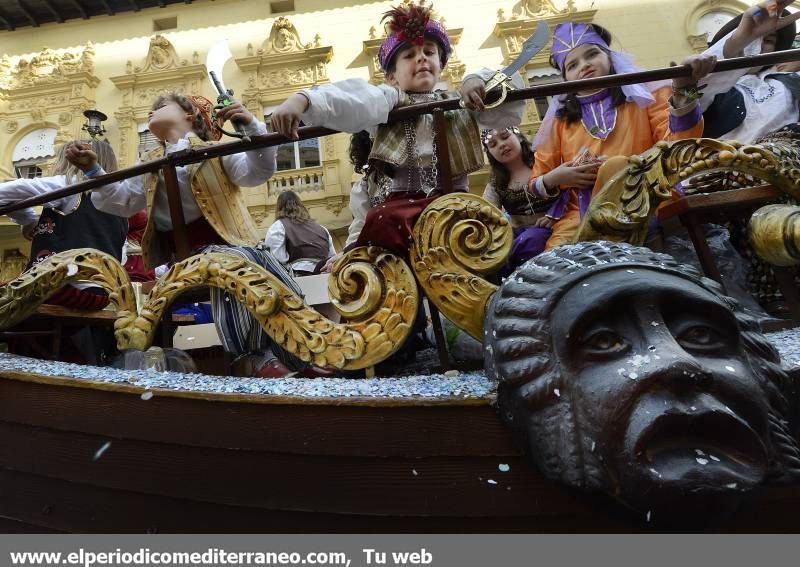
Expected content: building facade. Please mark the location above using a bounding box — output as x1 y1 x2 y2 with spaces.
0 0 755 277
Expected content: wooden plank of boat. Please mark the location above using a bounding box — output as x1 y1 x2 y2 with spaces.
0 355 798 532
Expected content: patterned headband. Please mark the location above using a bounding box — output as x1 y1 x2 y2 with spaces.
481 126 521 147
187 94 223 141
551 22 609 72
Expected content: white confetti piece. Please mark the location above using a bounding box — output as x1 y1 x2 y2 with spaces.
66 263 78 276
710 455 720 462
553 388 560 397
695 449 705 456
646 510 652 522
498 464 510 472
140 391 154 400
726 483 738 489
487 479 497 485
696 457 709 465
93 441 111 461
725 366 736 373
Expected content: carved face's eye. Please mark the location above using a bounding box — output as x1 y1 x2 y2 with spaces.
677 325 725 350
581 329 627 354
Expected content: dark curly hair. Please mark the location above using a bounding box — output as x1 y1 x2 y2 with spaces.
484 129 534 193
348 131 373 174
549 24 627 125
151 92 212 141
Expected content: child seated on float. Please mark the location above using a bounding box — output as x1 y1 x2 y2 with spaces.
66 93 331 378
482 126 554 271
0 139 127 311
530 22 716 249
698 0 800 142
271 1 525 257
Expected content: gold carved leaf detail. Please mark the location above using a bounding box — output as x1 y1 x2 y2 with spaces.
411 194 511 339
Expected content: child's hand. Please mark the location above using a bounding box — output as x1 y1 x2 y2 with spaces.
21 221 36 241
459 76 487 112
270 94 310 140
65 142 98 171
543 162 600 190
216 100 254 126
726 0 800 57
534 216 554 229
673 54 717 89
320 252 342 273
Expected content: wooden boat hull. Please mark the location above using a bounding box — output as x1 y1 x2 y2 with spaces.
0 367 798 533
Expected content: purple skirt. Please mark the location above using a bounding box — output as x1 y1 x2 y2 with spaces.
508 225 552 270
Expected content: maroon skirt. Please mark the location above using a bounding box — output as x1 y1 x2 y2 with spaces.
353 191 436 257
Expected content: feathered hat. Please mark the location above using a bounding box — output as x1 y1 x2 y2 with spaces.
188 94 224 141
378 1 452 73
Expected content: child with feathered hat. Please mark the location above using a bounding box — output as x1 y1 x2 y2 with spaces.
271 1 525 256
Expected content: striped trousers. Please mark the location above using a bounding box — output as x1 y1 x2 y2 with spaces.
203 245 303 367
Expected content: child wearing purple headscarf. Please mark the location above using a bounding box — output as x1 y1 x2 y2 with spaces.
530 22 716 249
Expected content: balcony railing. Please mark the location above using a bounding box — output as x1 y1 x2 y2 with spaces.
268 166 324 197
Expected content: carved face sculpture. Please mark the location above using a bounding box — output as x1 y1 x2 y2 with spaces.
486 242 800 521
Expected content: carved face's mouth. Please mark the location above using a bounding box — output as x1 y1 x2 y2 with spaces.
631 408 769 485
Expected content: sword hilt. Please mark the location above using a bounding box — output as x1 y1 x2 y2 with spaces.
458 69 515 110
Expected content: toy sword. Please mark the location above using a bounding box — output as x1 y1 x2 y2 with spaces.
462 20 550 109
206 40 251 142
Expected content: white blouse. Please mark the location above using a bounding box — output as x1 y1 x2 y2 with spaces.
700 30 800 144
89 121 275 231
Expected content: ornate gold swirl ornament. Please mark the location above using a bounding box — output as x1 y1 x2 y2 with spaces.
117 249 417 370
410 194 512 340
575 138 800 246
0 248 136 330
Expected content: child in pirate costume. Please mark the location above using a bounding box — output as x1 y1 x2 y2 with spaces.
271 1 525 257
692 1 800 312
699 0 800 142
530 22 716 249
67 93 332 378
0 139 127 311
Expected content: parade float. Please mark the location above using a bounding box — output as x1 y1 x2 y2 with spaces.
0 47 800 532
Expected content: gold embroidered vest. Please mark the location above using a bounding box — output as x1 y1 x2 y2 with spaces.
140 136 262 268
369 92 484 178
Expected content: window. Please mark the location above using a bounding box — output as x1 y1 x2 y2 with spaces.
11 128 56 179
264 108 321 171
527 69 563 121
137 123 161 159
270 0 294 13
153 16 178 31
275 138 321 171
696 11 735 44
13 160 44 179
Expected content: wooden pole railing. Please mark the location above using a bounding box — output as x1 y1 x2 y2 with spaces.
2 47 800 259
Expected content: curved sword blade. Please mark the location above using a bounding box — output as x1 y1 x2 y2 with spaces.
501 20 550 78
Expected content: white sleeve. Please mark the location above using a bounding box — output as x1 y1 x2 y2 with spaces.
468 69 527 130
301 79 401 133
345 177 370 247
0 175 78 225
88 167 148 218
697 30 758 112
325 227 336 256
221 120 277 187
265 220 289 264
482 182 502 208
